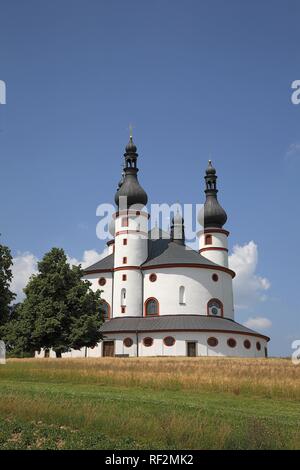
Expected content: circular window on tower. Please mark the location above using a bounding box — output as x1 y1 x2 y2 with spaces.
227 338 237 348
123 337 133 348
207 337 218 347
98 277 106 286
244 339 251 349
143 337 153 347
212 274 219 282
149 273 157 282
163 336 175 347
207 299 223 316
256 341 261 351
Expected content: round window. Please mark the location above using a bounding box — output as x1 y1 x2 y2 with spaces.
207 337 218 347
256 341 261 351
163 336 175 347
98 277 106 286
123 337 133 348
227 338 237 348
212 274 219 282
143 337 153 347
149 273 157 282
244 339 251 349
208 299 222 316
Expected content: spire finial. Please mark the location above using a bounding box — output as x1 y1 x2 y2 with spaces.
129 123 133 140
115 131 148 208
206 159 216 175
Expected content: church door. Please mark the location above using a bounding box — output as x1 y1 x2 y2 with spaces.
103 341 115 357
187 342 197 357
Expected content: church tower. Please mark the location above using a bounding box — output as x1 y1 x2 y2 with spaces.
112 135 148 317
170 208 185 245
198 161 229 267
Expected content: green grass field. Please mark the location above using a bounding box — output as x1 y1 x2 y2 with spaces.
0 357 299 450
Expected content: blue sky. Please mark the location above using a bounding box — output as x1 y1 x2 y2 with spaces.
0 0 299 356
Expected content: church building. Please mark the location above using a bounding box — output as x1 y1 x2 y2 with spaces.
81 135 270 358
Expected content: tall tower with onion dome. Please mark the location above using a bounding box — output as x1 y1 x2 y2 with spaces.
112 134 149 317
198 160 229 267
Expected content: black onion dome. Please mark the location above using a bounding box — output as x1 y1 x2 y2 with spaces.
198 160 227 228
203 197 227 228
115 172 148 207
206 160 216 175
125 136 137 153
117 174 124 189
114 136 148 208
109 218 115 236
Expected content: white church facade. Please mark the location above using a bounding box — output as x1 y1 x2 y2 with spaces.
38 135 269 358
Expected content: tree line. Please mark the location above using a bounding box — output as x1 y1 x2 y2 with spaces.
0 241 104 358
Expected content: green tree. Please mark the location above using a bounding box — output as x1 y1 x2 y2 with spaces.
14 248 103 357
0 242 16 327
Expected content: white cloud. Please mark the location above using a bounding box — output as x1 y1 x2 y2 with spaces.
67 248 108 269
11 248 108 302
285 143 300 160
244 317 272 330
11 252 38 302
229 241 270 310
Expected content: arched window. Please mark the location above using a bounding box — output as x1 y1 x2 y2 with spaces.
100 300 110 320
205 234 212 245
121 217 128 227
207 299 223 317
145 298 159 316
179 286 186 304
121 288 126 306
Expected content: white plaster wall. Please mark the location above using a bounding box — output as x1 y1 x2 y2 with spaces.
199 232 228 267
96 331 267 358
114 233 148 267
35 345 102 359
113 269 143 317
114 212 148 267
35 331 268 359
83 272 113 313
112 212 148 318
143 267 234 320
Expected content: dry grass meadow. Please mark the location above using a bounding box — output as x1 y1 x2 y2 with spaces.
0 357 299 449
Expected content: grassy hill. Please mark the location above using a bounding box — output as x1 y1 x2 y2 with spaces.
0 357 299 450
